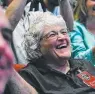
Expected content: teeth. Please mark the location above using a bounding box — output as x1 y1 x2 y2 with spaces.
58 45 63 49
57 44 67 49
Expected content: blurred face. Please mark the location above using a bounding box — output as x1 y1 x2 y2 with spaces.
86 0 95 16
0 7 13 90
40 25 71 61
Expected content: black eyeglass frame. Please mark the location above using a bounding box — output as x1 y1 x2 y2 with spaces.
41 28 69 40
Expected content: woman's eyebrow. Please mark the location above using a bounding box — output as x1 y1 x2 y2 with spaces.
60 28 68 32
44 30 56 35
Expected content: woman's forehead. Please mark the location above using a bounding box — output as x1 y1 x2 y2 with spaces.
43 25 67 33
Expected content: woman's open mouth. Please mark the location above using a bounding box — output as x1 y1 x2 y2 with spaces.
56 40 68 50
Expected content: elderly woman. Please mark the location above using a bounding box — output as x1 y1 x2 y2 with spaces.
23 11 71 62
69 0 95 66
4 11 95 94
6 0 73 64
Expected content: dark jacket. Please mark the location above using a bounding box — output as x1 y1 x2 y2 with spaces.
19 57 95 94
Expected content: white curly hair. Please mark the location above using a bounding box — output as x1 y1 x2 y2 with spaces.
23 11 67 61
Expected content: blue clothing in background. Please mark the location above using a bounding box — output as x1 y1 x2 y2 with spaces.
69 21 95 66
52 6 60 16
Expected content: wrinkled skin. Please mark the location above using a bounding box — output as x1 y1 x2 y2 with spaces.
40 25 71 64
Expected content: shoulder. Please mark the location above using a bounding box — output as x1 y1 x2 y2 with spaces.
69 21 88 38
19 57 45 73
73 21 87 32
74 21 84 27
70 59 95 72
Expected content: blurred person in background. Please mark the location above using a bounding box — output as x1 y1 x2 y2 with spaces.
0 6 13 94
69 0 95 66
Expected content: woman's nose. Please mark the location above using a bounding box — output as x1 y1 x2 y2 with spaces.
57 33 65 39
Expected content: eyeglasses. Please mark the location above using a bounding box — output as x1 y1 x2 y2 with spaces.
42 29 69 40
1 28 12 42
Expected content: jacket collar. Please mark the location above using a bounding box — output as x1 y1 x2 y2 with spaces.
29 57 88 74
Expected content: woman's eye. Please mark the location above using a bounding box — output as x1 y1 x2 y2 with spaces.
50 33 56 37
49 33 56 37
61 31 67 35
